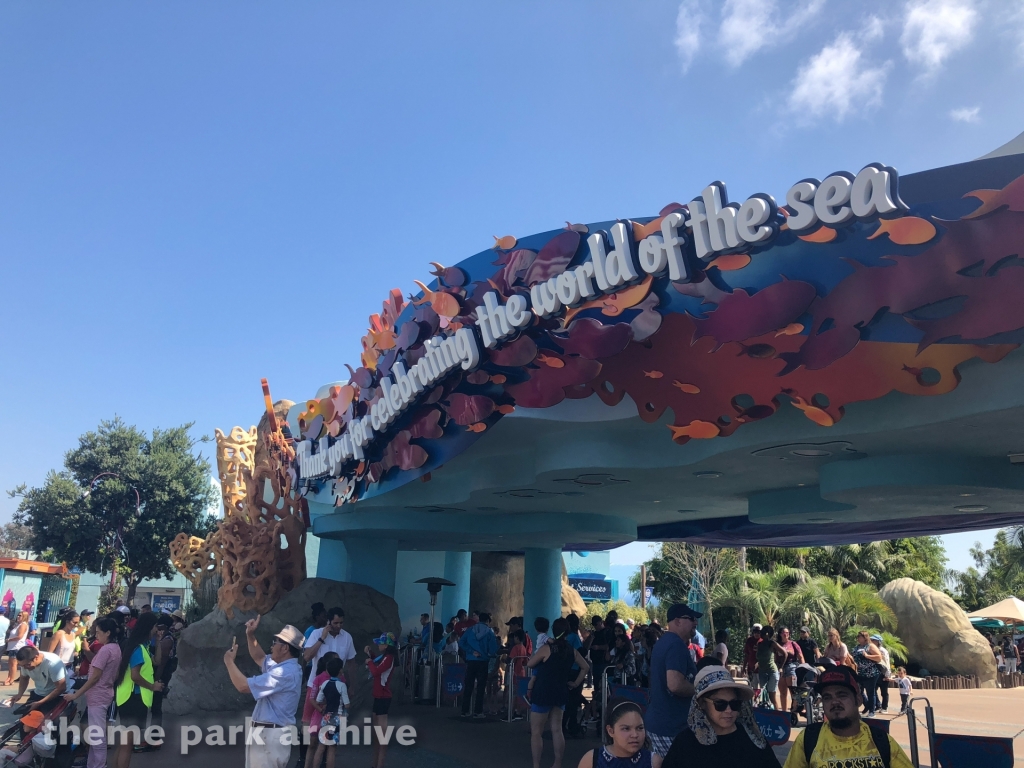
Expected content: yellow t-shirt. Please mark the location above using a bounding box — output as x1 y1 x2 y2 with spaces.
783 721 914 768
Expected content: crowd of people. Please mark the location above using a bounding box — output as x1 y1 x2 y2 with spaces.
983 631 1023 675
0 601 185 768
230 602 398 768
739 623 904 718
0 593 933 768
410 602 917 768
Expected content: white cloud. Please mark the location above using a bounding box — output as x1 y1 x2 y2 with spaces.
900 0 977 74
719 0 826 67
949 106 981 122
788 33 891 121
861 15 886 43
674 0 703 73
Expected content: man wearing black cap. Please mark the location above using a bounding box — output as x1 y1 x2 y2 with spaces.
783 665 912 768
645 603 700 759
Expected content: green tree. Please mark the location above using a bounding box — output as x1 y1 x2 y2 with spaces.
884 537 948 589
747 538 947 589
630 543 738 635
9 417 217 604
713 565 805 628
0 522 34 557
949 529 1024 611
786 577 897 635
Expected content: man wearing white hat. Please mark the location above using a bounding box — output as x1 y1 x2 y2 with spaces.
224 615 304 768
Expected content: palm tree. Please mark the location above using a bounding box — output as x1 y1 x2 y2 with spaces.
714 564 806 627
786 576 897 635
996 526 1024 582
813 543 896 586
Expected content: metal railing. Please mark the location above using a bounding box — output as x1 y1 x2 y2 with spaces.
907 696 938 768
505 659 517 723
599 666 631 739
436 653 443 707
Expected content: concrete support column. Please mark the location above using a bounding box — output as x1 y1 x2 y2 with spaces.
440 551 471 623
345 538 399 598
523 548 563 644
316 538 349 582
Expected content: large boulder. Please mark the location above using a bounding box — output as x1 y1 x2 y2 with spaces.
470 552 523 628
878 577 997 687
165 578 402 716
469 553 587 629
561 560 587 618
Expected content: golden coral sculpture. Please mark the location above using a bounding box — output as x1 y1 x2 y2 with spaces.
170 381 308 617
216 426 258 517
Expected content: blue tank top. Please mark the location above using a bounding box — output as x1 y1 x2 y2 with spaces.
595 747 653 768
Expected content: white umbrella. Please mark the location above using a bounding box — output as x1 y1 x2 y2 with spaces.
968 596 1024 625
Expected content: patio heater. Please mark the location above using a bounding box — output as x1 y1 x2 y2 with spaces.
414 577 455 662
413 577 455 702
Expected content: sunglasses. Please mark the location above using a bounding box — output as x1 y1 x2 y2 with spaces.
709 699 743 712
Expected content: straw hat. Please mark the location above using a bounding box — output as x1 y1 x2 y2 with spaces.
274 625 305 650
693 666 754 700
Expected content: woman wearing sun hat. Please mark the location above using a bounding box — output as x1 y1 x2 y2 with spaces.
661 664 781 767
364 631 398 768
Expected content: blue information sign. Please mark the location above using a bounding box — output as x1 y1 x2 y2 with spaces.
442 662 466 702
570 578 612 601
753 709 791 746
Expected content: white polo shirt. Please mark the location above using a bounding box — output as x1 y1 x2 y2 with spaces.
304 629 356 687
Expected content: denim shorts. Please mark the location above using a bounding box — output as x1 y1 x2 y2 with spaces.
530 703 563 714
759 670 780 693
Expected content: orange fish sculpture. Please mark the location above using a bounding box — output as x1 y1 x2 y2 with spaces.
798 227 837 243
707 253 751 271
668 420 720 442
411 280 461 319
962 174 1024 219
787 394 835 427
868 217 937 245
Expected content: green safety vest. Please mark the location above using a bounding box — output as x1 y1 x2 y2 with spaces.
116 645 154 707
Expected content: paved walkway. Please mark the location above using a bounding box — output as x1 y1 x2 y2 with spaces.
872 687 1024 765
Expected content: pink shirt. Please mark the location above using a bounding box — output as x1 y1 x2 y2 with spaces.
85 642 122 708
303 671 330 726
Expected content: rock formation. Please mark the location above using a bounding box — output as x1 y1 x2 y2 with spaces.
561 560 587 617
878 577 996 687
165 578 402 716
469 552 587 628
470 552 524 628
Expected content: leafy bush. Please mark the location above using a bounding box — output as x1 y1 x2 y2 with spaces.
580 600 652 625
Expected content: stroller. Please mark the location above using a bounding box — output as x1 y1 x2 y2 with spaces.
0 697 79 768
790 663 823 726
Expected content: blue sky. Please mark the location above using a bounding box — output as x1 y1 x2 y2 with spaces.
2 1 1021 571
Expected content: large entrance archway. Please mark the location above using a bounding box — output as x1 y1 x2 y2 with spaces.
287 141 1024 627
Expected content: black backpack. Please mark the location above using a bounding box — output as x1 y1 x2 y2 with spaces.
803 722 891 768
